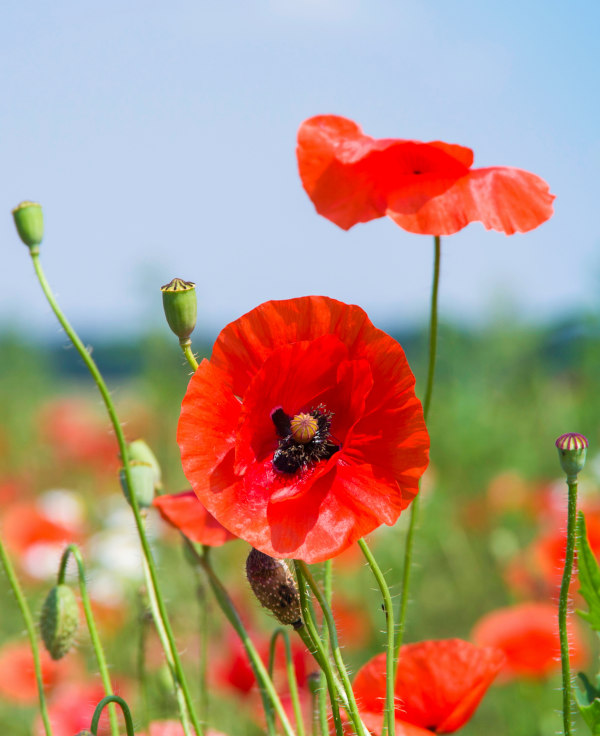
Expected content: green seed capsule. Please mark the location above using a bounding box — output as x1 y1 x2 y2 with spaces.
160 278 197 341
12 201 44 249
40 584 79 660
119 461 155 509
555 433 588 480
128 439 162 489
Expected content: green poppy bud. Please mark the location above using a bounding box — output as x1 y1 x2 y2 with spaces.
246 548 302 628
161 278 197 341
555 433 588 480
128 439 162 489
40 584 79 660
12 201 44 250
119 461 155 508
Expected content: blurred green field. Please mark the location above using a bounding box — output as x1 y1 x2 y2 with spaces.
0 314 599 736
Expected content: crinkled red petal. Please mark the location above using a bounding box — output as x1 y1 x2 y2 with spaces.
153 491 237 547
389 166 555 235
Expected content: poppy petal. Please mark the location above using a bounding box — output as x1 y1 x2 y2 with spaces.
153 491 237 547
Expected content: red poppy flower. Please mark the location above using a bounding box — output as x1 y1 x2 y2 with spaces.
0 641 62 703
471 602 587 680
177 296 429 563
138 722 227 736
153 491 237 546
297 115 554 236
353 639 505 733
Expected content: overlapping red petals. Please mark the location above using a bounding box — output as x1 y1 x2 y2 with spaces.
177 296 429 563
297 115 554 235
152 491 237 547
353 639 505 733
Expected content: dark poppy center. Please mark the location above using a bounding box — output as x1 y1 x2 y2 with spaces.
270 405 340 474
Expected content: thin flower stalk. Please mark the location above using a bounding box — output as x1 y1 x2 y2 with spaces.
559 477 578 736
28 251 203 736
91 695 135 736
269 628 306 736
0 537 53 736
58 545 119 736
396 235 441 658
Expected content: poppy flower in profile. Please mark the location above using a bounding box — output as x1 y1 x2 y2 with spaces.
471 602 587 680
177 296 429 563
297 115 554 236
153 491 237 546
353 639 505 733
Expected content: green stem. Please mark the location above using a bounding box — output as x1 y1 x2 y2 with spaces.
91 695 134 736
29 252 203 736
188 542 295 736
320 560 333 734
137 589 151 730
297 562 368 736
180 340 199 371
0 537 53 736
58 545 119 736
395 235 441 658
358 539 395 736
559 477 578 736
269 628 306 736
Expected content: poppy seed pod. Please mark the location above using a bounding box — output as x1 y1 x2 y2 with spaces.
128 439 162 489
161 278 197 341
12 201 44 249
40 584 79 660
555 433 588 479
119 461 156 509
246 548 302 628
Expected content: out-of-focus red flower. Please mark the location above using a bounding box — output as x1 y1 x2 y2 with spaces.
153 491 237 546
353 639 504 733
138 722 227 736
297 115 554 236
178 296 429 563
0 641 64 703
34 681 112 736
472 602 587 680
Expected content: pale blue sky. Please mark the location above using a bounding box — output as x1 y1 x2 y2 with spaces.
1 1 598 340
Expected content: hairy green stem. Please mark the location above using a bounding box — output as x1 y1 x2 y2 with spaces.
91 695 134 736
29 252 203 736
181 340 199 371
0 537 53 736
58 545 118 736
269 628 306 736
559 478 578 736
358 539 395 736
396 235 441 657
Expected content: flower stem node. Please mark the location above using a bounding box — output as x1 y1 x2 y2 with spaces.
555 433 588 480
128 439 162 490
245 548 302 628
40 583 79 660
161 278 197 341
12 201 44 250
119 461 156 509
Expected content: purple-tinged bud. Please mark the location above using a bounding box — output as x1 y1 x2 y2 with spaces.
556 433 588 479
12 201 44 250
40 584 79 660
119 461 155 509
161 278 197 342
246 548 302 628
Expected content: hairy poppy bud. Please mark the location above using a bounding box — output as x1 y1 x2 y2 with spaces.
556 433 588 479
161 278 197 341
40 583 79 660
128 439 162 490
119 461 155 508
246 548 302 628
12 201 44 250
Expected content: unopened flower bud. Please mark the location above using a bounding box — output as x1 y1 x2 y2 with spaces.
40 584 79 660
12 201 44 249
246 548 302 628
128 439 162 489
556 433 588 479
161 278 197 341
119 461 155 508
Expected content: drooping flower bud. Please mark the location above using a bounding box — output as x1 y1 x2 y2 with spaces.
128 439 162 490
555 433 588 480
40 583 79 660
119 461 155 508
161 278 197 341
246 548 302 628
12 201 44 249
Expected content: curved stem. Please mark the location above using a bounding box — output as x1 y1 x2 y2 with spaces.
269 628 306 736
559 478 578 736
358 539 395 736
58 545 119 736
181 340 199 371
91 695 134 736
395 235 441 657
0 537 53 736
29 252 203 736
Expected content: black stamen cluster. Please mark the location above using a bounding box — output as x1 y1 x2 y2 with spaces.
271 405 340 475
